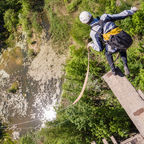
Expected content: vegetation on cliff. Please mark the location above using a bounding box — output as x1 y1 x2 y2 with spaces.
0 0 144 144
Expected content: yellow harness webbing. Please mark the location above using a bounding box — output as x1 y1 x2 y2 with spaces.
103 27 122 41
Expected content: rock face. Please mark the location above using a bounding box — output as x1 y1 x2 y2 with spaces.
28 40 66 82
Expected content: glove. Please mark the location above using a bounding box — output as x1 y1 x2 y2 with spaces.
131 7 138 12
87 41 93 49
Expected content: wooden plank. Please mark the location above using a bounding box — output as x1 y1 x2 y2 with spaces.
110 136 118 144
138 89 144 100
121 134 144 144
102 68 144 137
91 141 96 144
102 138 109 144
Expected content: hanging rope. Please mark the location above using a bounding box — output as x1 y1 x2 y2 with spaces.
73 48 90 105
73 48 120 105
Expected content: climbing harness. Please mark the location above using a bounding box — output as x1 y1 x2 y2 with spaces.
103 27 122 41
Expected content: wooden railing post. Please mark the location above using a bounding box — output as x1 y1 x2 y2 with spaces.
102 138 109 144
110 136 118 144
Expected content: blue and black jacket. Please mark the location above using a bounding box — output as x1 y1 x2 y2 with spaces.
89 9 135 53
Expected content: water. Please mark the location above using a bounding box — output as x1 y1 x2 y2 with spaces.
0 46 62 138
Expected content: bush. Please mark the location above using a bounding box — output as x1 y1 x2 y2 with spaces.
28 48 37 57
71 18 90 46
31 12 42 33
8 81 19 93
19 134 35 144
4 9 18 32
67 0 82 13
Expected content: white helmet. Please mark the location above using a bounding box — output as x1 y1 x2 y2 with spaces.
79 11 92 24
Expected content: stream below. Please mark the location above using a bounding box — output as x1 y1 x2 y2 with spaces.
0 33 65 139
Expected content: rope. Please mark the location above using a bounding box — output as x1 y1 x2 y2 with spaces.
73 48 90 104
72 48 120 104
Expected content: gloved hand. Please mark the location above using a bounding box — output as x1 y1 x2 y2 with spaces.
87 41 93 49
131 7 138 12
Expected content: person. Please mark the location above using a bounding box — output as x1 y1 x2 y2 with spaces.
79 7 138 75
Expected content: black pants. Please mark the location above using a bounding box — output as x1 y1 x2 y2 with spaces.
105 50 127 72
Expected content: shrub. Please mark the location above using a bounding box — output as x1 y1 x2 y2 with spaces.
71 18 90 46
4 9 18 32
8 81 19 93
67 0 82 13
28 48 37 57
31 12 42 33
19 134 35 144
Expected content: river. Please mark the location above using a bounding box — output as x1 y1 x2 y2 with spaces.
0 32 66 139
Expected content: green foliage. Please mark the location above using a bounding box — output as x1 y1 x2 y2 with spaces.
4 9 18 32
131 9 144 36
19 0 33 37
71 19 90 46
46 8 70 46
78 0 100 16
61 46 134 143
44 0 62 9
27 48 37 57
65 46 88 80
44 0 71 47
31 12 42 33
127 41 144 90
118 2 144 36
38 120 83 144
139 69 144 90
67 0 82 13
8 81 19 93
19 134 35 144
0 0 21 46
0 129 17 144
20 0 43 36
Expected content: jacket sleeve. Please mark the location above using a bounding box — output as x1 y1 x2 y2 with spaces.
90 32 103 52
101 10 135 21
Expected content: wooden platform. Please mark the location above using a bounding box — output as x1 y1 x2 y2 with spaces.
93 134 144 144
102 68 144 137
121 134 144 144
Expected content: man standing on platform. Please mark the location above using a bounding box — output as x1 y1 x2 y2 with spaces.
79 7 138 75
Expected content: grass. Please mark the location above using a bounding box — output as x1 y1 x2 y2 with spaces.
67 0 82 12
70 18 90 46
31 12 42 33
27 48 37 58
46 8 70 48
8 81 19 93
